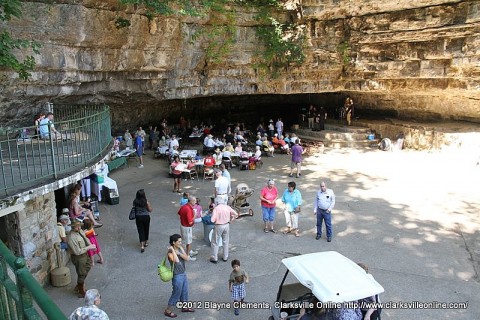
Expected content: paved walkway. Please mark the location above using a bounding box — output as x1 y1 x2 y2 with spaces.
46 145 480 319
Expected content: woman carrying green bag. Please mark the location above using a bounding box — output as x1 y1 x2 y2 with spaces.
164 234 195 318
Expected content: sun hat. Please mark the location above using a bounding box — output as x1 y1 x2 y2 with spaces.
71 220 83 228
59 214 70 222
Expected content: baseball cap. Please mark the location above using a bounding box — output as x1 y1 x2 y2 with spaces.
59 215 71 224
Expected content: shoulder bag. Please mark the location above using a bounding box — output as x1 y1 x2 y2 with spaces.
158 256 174 282
128 206 136 220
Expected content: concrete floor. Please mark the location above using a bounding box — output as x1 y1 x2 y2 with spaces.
45 144 480 319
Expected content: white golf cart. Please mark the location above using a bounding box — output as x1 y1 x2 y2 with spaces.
270 251 384 320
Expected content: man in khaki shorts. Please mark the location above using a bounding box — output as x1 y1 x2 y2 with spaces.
178 196 198 261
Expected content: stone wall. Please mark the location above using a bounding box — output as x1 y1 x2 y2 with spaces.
10 192 59 285
0 0 479 127
355 118 480 153
0 153 111 284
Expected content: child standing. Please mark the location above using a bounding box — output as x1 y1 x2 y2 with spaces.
193 197 203 223
179 192 189 206
229 259 249 316
83 219 104 265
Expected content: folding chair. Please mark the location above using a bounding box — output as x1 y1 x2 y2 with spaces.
204 167 214 180
188 168 199 181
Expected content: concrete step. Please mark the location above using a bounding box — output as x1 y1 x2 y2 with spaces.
294 121 380 149
308 130 372 141
324 124 371 133
300 134 379 149
326 139 379 149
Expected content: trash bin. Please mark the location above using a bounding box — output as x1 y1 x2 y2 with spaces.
203 223 214 246
201 214 215 245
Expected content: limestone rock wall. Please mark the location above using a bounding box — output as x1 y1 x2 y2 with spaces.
356 118 480 153
0 0 479 127
9 192 59 285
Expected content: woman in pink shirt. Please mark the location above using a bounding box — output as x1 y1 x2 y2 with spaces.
170 155 183 193
259 179 278 233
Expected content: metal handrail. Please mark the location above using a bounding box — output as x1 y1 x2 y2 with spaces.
0 240 67 319
0 105 112 197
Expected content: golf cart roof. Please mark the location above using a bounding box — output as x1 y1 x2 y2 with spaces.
281 251 384 303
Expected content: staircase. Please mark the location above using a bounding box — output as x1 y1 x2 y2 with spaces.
295 122 379 149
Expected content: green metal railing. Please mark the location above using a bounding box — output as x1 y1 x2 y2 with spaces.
0 240 67 319
0 105 112 196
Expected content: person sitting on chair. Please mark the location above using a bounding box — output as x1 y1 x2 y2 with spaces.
204 153 215 169
278 135 291 154
255 135 263 146
224 142 234 153
234 142 243 153
203 134 216 154
213 148 223 167
271 134 281 149
262 137 274 157
235 132 247 145
249 146 261 161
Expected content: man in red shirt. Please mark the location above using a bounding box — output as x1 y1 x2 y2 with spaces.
210 197 238 263
178 196 198 261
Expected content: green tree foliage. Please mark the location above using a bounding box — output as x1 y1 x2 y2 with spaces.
254 8 305 75
119 0 305 74
0 0 40 79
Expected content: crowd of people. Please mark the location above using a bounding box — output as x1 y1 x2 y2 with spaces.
61 105 381 320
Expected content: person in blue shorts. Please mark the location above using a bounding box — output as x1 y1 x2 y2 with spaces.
134 133 144 168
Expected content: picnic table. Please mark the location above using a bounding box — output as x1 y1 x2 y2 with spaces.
179 149 197 159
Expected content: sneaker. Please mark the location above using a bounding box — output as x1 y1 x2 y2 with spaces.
189 250 199 256
138 164 144 168
234 308 240 316
189 256 197 261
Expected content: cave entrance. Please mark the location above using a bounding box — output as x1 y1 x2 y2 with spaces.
111 92 400 134
161 93 350 131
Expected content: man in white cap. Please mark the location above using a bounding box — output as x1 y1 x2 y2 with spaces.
268 119 275 137
204 134 215 154
209 196 237 263
57 211 71 250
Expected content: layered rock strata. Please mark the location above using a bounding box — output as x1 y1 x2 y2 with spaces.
0 0 478 128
